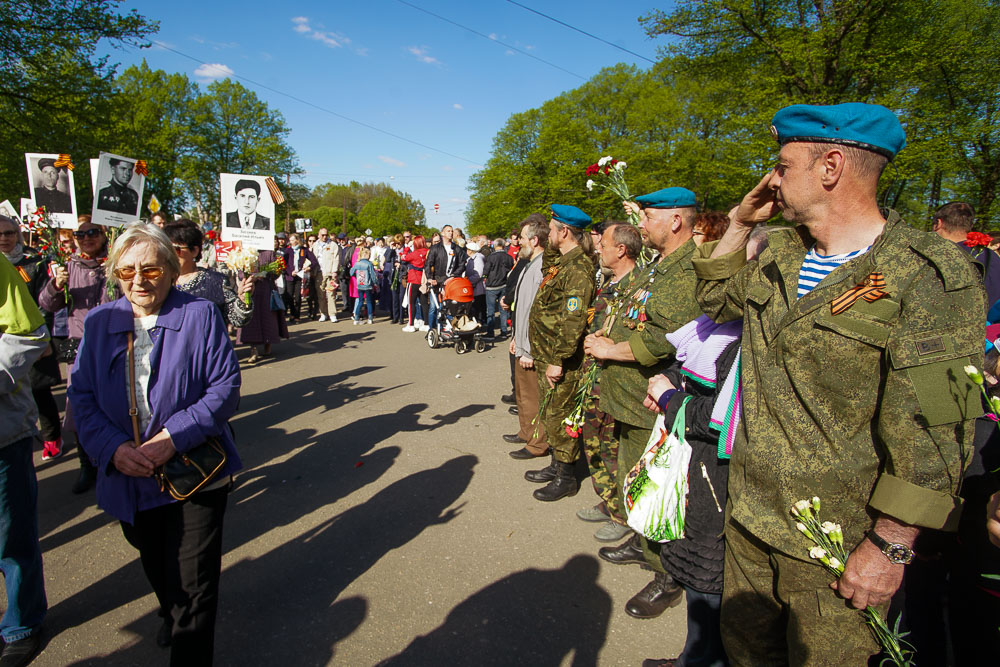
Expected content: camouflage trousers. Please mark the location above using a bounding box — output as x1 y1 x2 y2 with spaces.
722 516 879 666
580 391 625 524
535 365 584 464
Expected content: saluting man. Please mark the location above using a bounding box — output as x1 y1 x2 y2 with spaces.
693 103 984 664
524 204 597 502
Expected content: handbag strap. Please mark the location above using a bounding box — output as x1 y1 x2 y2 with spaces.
126 332 142 447
669 395 693 439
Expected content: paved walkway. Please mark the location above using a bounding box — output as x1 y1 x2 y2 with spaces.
24 317 686 665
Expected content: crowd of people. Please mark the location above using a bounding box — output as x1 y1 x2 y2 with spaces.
1 101 1000 666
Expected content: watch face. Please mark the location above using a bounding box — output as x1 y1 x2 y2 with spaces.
885 543 913 564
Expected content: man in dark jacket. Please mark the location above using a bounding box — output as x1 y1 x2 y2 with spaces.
932 201 1000 311
336 233 354 314
483 239 514 338
424 225 466 328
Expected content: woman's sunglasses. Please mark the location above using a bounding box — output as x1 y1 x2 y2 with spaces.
114 267 164 281
73 228 104 239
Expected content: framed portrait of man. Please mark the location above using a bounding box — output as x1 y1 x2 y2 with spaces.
25 152 77 228
91 152 145 227
220 173 275 251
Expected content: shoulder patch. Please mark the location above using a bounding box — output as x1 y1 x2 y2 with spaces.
566 297 581 312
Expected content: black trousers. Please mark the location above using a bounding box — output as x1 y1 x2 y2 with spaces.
283 276 302 320
32 386 61 441
121 486 229 667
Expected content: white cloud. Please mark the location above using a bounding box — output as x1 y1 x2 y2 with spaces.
452 103 463 110
378 155 406 168
488 33 498 40
292 16 350 49
193 63 234 82
408 46 441 65
442 165 454 172
448 197 467 204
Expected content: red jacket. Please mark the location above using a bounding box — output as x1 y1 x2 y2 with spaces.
401 248 428 284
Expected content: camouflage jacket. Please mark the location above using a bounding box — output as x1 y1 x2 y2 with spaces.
528 245 596 368
693 211 984 556
600 239 702 429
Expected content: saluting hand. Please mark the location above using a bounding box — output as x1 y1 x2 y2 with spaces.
732 169 780 228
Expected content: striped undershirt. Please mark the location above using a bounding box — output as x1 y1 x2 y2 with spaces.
797 245 871 298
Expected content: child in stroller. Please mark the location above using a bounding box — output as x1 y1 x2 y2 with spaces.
426 277 489 353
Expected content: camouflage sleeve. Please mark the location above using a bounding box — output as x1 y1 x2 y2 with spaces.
691 241 751 324
628 267 698 367
548 269 595 365
871 265 985 531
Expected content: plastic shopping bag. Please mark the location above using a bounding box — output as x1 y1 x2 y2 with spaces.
623 397 693 542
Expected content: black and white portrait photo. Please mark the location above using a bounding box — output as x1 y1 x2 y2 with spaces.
91 152 145 227
25 153 77 228
220 173 275 250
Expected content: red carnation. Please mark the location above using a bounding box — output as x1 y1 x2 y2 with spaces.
964 231 993 247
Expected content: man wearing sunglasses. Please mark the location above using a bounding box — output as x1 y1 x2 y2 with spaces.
39 217 117 494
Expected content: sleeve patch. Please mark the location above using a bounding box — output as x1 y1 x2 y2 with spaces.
566 297 581 312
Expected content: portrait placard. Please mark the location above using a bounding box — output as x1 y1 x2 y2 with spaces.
19 199 32 229
0 200 18 223
220 173 275 251
294 218 313 233
89 158 99 195
25 153 77 228
91 152 145 227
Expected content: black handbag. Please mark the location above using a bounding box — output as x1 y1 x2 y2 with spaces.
127 332 228 501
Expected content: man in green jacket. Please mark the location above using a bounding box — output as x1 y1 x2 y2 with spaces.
525 205 597 502
693 102 983 664
583 187 703 619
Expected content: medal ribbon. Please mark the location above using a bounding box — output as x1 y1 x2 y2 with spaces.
54 154 74 170
831 272 889 315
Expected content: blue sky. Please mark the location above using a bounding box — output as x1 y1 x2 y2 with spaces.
114 1 671 227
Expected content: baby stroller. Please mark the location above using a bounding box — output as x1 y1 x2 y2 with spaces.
426 277 488 354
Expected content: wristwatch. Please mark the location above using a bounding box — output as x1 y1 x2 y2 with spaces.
866 531 914 565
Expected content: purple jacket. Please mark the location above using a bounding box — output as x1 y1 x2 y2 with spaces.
38 253 116 340
68 289 242 524
283 245 318 278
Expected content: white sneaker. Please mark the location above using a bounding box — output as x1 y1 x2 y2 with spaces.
418 324 430 332
353 319 360 326
414 319 425 328
330 315 338 322
402 325 416 332
318 314 328 322
367 318 373 325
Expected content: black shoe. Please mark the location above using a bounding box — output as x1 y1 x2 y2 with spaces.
524 460 557 483
509 447 546 460
156 618 172 648
502 434 526 444
533 461 578 501
508 406 518 416
598 534 645 566
500 393 516 405
71 464 96 495
0 633 41 667
625 573 683 619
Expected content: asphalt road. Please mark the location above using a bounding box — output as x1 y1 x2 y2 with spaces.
19 316 687 666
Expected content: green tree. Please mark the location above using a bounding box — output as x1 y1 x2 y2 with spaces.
0 0 157 206
184 79 299 222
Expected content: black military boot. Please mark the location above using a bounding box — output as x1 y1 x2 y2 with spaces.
524 456 557 483
532 461 578 501
71 445 97 494
598 533 646 566
625 572 683 619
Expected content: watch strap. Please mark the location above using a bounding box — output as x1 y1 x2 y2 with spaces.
866 530 914 564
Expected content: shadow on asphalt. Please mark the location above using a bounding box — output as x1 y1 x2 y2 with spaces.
46 353 490 663
65 454 478 666
377 554 611 666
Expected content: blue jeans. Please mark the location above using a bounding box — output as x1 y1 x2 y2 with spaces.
427 289 440 328
353 291 374 321
677 587 728 667
0 437 47 641
484 288 508 337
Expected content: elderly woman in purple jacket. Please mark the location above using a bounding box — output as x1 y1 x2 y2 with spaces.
68 222 241 665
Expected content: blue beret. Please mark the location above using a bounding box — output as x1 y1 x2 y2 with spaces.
550 204 592 229
770 103 906 159
635 187 697 209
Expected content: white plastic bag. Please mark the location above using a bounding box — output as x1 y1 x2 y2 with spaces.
623 397 693 542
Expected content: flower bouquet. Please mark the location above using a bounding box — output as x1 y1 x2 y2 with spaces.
24 206 72 303
791 498 915 666
224 245 259 306
586 156 638 225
